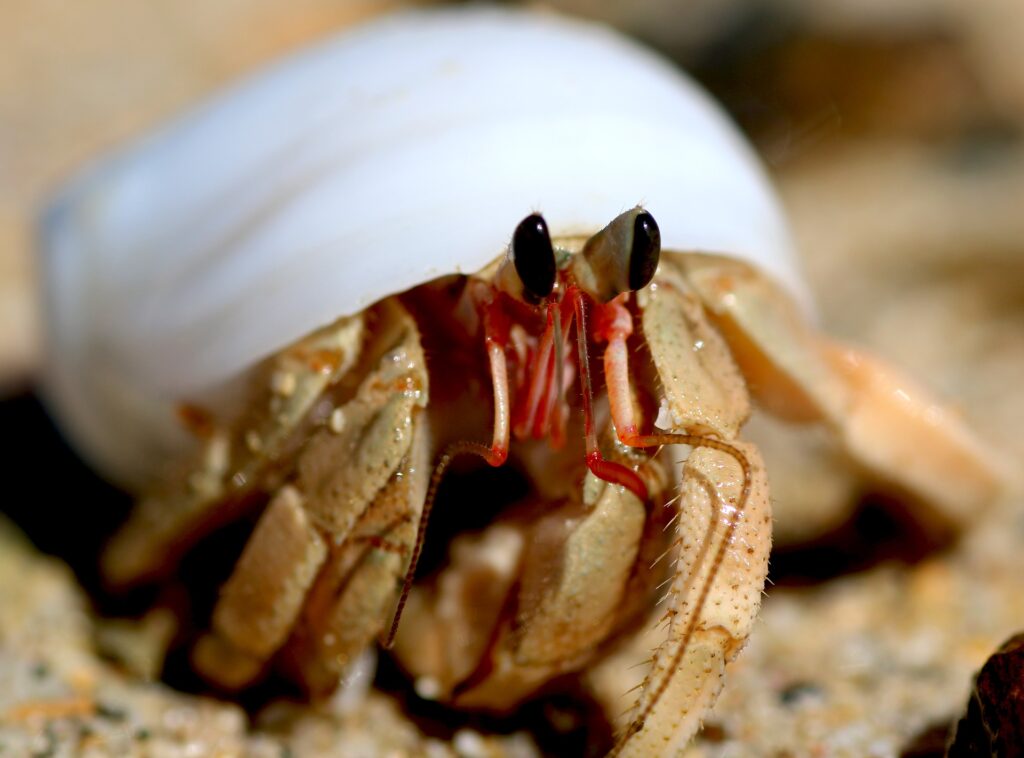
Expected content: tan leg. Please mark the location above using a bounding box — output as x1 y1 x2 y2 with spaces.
599 443 771 757
284 413 431 696
192 486 327 688
456 465 655 709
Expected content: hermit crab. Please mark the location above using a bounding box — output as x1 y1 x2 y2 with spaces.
39 7 1002 756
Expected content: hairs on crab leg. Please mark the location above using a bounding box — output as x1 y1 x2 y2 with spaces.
584 290 755 751
563 206 760 749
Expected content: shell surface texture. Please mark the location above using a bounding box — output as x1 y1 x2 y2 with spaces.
40 8 1005 756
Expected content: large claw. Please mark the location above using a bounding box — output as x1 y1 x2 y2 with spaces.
197 300 429 690
284 413 431 695
106 300 433 692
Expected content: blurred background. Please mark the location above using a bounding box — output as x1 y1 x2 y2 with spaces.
2 1 1023 756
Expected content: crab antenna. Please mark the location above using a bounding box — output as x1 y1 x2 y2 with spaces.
548 303 565 440
383 439 494 649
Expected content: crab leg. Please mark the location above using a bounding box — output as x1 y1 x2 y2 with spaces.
574 276 770 754
287 413 431 695
192 485 326 688
613 442 770 756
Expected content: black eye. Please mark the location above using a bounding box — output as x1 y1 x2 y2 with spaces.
628 211 660 291
512 213 556 303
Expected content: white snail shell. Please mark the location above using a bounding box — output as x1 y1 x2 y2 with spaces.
40 7 806 488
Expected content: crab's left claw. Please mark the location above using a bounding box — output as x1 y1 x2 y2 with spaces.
817 343 1008 526
679 253 1007 533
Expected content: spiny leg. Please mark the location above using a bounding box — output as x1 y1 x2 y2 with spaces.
611 443 770 756
582 282 768 753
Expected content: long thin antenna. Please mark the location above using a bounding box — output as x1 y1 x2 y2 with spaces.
383 440 492 648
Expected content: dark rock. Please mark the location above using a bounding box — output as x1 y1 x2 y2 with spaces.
948 632 1024 757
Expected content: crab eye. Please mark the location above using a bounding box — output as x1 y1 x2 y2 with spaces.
575 207 661 302
628 210 660 291
511 213 556 303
